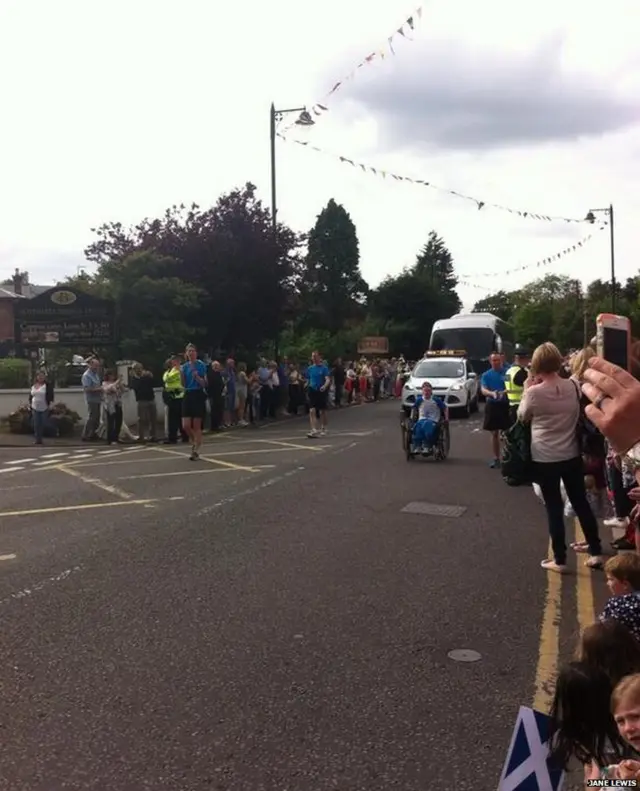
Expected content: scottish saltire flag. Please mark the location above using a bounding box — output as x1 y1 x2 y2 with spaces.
497 706 565 791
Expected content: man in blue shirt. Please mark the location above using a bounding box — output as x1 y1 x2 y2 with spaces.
306 350 331 438
180 343 208 460
481 352 510 468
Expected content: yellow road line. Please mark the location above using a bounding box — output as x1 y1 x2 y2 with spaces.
235 438 326 453
532 540 563 714
148 444 259 472
0 499 157 518
575 518 596 632
120 468 239 481
52 445 332 471
55 464 134 501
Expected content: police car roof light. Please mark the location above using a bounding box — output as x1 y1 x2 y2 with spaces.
426 349 467 357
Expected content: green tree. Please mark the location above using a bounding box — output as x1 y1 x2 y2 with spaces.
365 231 462 357
467 270 640 353
414 231 461 316
84 183 302 355
300 199 368 334
64 251 205 372
369 271 450 359
472 290 518 323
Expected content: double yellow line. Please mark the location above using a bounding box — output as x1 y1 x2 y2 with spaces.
532 521 597 713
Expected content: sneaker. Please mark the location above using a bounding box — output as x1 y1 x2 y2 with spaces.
541 559 568 573
319 428 327 437
585 555 605 569
307 429 319 438
604 517 629 528
612 537 636 551
490 459 501 469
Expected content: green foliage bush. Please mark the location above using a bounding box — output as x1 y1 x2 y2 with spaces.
0 359 31 389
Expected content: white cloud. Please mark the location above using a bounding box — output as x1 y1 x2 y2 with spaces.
0 0 638 313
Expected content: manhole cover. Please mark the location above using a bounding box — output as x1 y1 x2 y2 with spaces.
401 501 467 518
448 649 482 663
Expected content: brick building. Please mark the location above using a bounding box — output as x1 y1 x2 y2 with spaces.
0 270 50 352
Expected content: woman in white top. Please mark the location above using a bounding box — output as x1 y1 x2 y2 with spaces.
518 342 603 573
30 371 50 445
102 370 125 445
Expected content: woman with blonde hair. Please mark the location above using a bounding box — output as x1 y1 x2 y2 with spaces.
571 346 597 382
518 341 603 573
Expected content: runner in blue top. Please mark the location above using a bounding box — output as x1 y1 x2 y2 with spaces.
306 350 331 438
480 352 510 468
180 344 208 460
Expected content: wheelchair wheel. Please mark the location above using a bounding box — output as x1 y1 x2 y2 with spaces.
435 423 450 461
401 420 414 460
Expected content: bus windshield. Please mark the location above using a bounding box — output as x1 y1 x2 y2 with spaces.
430 328 495 360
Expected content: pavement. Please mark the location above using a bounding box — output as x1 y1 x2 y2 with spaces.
0 401 611 790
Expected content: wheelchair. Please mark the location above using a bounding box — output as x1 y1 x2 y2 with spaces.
400 405 450 462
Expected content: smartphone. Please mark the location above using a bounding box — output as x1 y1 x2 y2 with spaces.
596 313 631 370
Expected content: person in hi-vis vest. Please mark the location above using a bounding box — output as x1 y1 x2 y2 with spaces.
505 344 530 425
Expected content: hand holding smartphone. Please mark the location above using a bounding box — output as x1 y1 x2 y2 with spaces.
596 313 631 370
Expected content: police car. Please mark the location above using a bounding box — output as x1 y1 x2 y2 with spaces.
401 350 479 418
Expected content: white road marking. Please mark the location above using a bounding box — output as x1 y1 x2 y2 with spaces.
0 553 17 561
32 459 66 467
120 468 241 480
0 466 25 473
0 566 82 608
4 458 35 465
98 449 122 455
68 453 92 459
55 464 134 500
330 441 358 455
197 467 303 516
39 452 69 459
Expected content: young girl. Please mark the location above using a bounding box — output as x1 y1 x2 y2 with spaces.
549 661 626 771
591 674 640 782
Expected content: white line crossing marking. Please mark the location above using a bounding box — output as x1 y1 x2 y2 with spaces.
0 466 25 473
32 460 66 467
68 453 92 459
39 452 70 459
4 458 36 465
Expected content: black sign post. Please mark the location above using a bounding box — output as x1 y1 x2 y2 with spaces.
14 287 117 347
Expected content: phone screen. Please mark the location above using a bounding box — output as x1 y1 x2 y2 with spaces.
601 326 629 370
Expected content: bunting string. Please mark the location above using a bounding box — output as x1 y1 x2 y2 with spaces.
279 5 425 134
459 224 606 278
279 134 588 223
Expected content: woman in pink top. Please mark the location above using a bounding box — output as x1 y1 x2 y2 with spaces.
518 342 603 574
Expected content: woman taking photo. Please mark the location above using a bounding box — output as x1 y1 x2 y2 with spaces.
518 342 603 573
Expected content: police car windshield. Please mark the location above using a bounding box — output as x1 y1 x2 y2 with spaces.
413 360 464 379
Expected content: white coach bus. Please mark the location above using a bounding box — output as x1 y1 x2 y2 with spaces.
429 312 514 375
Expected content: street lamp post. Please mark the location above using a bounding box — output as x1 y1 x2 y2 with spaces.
269 103 314 358
585 204 616 313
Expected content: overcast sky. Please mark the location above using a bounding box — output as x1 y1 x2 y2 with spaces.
1 0 638 308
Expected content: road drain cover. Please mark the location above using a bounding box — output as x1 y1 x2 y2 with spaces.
448 649 482 663
401 501 467 518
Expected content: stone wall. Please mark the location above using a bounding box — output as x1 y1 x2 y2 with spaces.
0 387 166 425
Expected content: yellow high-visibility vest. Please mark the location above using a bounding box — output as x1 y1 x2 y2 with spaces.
505 365 525 405
163 367 184 399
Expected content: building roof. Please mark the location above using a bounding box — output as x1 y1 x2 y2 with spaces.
0 284 51 299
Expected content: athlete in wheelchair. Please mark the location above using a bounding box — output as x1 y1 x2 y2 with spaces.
401 381 450 461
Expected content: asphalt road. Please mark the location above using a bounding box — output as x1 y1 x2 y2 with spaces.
0 402 609 790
